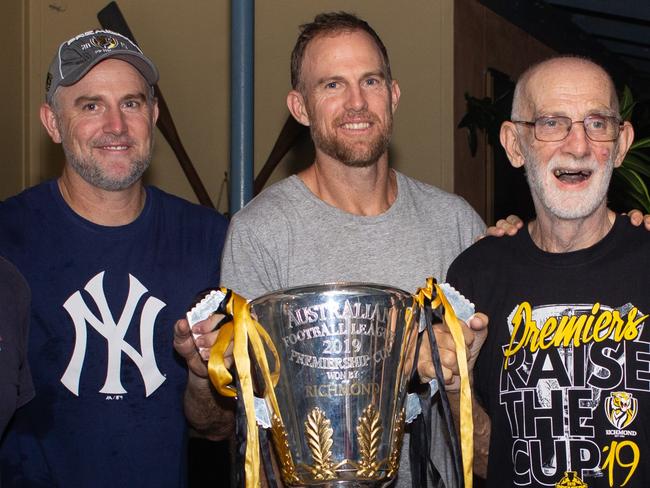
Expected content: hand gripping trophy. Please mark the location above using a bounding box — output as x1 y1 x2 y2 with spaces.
188 279 475 488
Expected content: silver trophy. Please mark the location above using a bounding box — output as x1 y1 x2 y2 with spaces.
250 282 418 487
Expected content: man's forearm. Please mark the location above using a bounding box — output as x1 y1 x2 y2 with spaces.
184 371 235 440
447 389 491 479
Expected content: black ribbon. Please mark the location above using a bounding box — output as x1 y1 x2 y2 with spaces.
408 293 465 488
233 372 247 488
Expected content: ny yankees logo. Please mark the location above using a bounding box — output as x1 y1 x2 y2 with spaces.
61 271 166 397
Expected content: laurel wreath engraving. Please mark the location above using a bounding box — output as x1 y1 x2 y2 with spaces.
272 402 408 484
270 413 301 485
355 404 384 478
304 407 337 480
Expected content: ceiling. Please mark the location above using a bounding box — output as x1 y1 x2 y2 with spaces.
479 0 650 101
547 0 650 89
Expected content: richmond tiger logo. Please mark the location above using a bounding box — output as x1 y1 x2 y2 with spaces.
90 34 119 50
555 471 587 488
605 391 638 430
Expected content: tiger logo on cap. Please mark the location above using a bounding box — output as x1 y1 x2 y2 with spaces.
90 34 119 50
605 391 638 430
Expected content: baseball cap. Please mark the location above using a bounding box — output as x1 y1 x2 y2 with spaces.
45 29 159 104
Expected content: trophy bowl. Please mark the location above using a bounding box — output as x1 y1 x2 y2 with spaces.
250 282 418 487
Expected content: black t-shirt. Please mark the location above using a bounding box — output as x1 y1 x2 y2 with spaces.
448 215 650 488
0 255 33 434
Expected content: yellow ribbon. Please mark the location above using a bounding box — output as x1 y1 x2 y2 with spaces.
414 278 474 488
207 288 281 488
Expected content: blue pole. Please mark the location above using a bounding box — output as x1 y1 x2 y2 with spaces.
229 0 254 215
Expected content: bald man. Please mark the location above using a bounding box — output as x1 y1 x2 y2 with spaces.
445 56 650 487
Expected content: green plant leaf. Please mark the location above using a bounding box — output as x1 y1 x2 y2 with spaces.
621 155 650 178
630 138 650 151
619 86 635 121
627 149 650 164
626 190 650 214
612 172 650 213
615 167 650 203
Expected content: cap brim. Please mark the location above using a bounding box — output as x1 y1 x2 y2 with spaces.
58 50 159 89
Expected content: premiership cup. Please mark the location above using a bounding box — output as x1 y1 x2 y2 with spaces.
249 282 418 487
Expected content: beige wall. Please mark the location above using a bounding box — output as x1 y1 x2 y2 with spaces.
1 0 26 196
453 0 556 221
2 1 454 213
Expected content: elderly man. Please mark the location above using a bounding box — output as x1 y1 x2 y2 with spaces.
175 11 488 487
0 30 229 487
446 56 650 487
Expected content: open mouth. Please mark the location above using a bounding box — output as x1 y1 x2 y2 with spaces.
553 168 592 184
340 121 371 130
97 145 130 151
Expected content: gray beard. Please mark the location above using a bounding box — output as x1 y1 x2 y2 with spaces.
62 144 151 191
522 142 616 220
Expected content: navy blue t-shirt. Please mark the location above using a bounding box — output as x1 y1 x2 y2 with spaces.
0 181 228 487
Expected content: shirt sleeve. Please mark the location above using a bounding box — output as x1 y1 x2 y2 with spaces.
219 215 282 300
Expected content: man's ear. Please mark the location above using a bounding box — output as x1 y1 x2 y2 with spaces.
286 90 310 127
390 80 401 114
500 121 526 168
40 103 63 143
613 121 634 168
151 97 160 125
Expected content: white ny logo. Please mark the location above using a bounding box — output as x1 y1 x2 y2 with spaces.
61 271 166 397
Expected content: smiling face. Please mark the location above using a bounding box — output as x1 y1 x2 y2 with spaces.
287 29 400 167
41 58 159 191
501 58 633 221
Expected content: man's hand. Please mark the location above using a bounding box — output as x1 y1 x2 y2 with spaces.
417 313 488 392
482 215 524 239
173 314 232 378
175 313 237 440
627 209 650 230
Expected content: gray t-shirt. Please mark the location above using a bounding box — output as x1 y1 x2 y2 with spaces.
222 171 484 296
221 171 485 487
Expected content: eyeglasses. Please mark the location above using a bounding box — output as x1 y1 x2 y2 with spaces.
512 115 623 142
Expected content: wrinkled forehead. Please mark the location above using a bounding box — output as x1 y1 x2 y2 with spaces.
524 60 617 117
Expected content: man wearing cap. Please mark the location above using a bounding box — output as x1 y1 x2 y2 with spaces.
0 30 229 487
